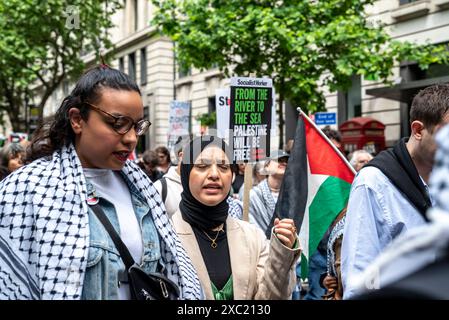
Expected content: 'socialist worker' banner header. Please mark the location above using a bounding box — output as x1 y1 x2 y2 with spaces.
230 77 273 163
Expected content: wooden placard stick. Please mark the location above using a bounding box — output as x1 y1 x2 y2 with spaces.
242 163 253 222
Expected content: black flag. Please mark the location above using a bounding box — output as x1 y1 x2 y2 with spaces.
266 115 308 238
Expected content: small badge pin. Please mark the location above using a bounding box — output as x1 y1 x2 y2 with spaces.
87 196 99 205
86 182 99 205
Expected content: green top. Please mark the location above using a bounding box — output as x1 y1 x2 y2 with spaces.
211 276 233 300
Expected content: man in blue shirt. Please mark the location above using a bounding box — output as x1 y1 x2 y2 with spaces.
341 84 449 299
349 123 449 298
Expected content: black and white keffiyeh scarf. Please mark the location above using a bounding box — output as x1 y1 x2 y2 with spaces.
326 215 346 277
249 179 277 237
0 144 202 300
430 124 449 213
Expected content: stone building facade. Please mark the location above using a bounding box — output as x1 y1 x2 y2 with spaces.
37 0 449 152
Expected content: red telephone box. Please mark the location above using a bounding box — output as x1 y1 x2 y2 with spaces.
339 117 386 155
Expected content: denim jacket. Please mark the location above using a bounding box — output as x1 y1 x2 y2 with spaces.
81 174 162 300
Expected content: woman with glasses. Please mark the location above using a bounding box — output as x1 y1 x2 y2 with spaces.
0 65 202 300
171 135 300 300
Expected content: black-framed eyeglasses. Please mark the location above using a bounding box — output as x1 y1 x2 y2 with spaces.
85 102 151 136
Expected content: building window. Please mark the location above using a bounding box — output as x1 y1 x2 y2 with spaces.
337 75 362 124
399 0 418 5
140 48 147 85
178 61 191 78
208 96 216 129
119 57 125 73
133 0 138 31
128 53 136 81
400 62 449 81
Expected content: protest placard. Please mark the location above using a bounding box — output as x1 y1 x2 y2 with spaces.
168 100 191 150
215 88 230 140
230 77 273 163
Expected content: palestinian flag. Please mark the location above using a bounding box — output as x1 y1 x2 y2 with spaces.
273 109 355 278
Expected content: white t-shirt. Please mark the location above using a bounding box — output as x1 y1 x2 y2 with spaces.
84 168 143 300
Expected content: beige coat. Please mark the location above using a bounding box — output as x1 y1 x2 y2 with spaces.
171 211 301 300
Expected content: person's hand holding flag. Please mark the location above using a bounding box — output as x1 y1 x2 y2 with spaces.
273 218 298 249
271 108 356 278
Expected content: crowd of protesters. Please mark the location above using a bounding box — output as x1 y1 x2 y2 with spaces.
1 64 449 301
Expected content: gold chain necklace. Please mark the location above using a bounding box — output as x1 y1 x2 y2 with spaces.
202 227 223 249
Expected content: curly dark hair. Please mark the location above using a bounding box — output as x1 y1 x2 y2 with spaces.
27 66 141 162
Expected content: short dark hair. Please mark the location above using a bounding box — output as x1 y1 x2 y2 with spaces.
142 150 159 168
322 125 341 143
410 84 449 131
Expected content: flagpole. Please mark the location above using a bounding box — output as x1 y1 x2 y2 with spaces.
296 107 357 175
